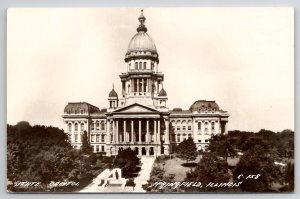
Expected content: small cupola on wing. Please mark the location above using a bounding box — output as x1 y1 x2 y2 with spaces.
157 86 168 108
108 84 118 109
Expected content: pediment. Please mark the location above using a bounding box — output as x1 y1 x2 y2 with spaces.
113 103 159 114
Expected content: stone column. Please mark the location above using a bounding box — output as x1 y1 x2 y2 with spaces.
139 119 142 144
158 119 161 144
225 122 228 134
116 120 119 144
106 120 111 144
79 124 82 143
123 120 126 143
165 118 170 144
71 123 75 143
142 78 144 93
131 120 134 143
146 119 149 143
147 79 149 92
112 120 115 142
154 119 157 143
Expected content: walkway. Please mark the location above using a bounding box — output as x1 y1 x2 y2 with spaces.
79 156 155 193
79 169 111 192
133 156 155 192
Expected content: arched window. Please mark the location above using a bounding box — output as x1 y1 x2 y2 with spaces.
135 62 138 69
81 109 84 114
80 123 84 131
74 123 78 131
143 62 146 69
91 122 95 130
139 62 142 69
205 122 208 134
96 121 100 130
151 62 154 70
198 122 201 130
68 123 72 131
211 122 215 130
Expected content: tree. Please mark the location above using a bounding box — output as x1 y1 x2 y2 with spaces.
184 153 231 192
113 148 140 175
233 145 282 192
81 131 92 154
208 134 236 160
176 137 197 163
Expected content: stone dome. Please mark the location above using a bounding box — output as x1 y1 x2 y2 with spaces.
127 32 157 54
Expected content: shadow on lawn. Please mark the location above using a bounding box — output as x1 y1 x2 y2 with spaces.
181 162 197 167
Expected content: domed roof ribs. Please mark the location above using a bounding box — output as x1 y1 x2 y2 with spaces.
137 9 147 32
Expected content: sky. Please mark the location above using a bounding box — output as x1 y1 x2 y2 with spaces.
7 8 294 132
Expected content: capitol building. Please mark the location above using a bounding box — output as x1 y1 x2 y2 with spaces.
62 11 229 156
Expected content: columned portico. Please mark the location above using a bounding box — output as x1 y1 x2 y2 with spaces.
105 103 171 156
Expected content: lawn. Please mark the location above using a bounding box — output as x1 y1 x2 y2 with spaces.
162 155 202 181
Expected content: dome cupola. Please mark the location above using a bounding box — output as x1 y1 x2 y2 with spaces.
125 10 159 63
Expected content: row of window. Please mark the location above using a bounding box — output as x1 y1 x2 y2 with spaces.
94 145 105 152
91 121 106 131
68 123 84 132
91 134 105 143
197 122 215 130
129 61 155 70
175 125 192 131
198 139 209 143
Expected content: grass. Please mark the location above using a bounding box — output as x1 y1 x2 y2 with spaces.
162 155 202 181
227 156 240 166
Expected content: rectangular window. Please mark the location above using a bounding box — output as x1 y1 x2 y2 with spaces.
177 134 180 142
205 139 208 142
75 134 78 142
198 140 201 143
188 126 191 130
96 145 100 152
101 123 105 131
101 145 105 152
96 135 99 142
101 135 105 142
177 126 180 131
182 126 186 131
91 123 94 130
91 135 95 142
198 122 201 130
96 122 100 130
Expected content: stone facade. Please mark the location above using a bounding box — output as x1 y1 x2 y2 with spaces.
62 11 229 156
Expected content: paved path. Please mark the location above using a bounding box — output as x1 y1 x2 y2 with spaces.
133 156 155 192
79 169 110 192
79 156 155 193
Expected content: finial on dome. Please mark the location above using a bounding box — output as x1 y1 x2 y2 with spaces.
137 9 147 32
